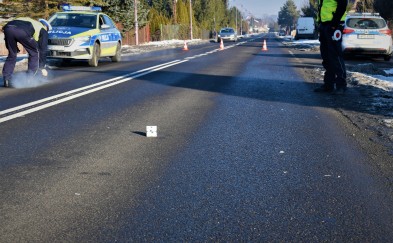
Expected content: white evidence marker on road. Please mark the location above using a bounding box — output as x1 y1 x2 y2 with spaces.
146 126 157 137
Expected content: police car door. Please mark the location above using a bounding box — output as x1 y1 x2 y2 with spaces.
99 14 116 56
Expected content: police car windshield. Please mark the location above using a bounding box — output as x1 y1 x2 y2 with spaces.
50 13 97 29
220 29 234 33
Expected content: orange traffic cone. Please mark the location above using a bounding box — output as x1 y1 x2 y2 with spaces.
219 39 224 50
183 40 189 51
262 39 268 51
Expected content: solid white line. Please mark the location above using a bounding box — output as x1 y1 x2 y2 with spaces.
0 60 187 123
0 60 183 117
1 39 251 123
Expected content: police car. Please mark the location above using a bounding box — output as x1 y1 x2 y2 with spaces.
342 13 392 61
47 5 122 67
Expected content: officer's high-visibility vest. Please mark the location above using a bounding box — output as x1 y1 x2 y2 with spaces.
318 0 347 23
15 17 45 41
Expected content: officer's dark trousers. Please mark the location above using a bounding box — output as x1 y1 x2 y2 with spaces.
2 25 39 81
319 23 347 89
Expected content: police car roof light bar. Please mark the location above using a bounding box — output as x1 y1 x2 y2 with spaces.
61 4 102 12
348 12 380 17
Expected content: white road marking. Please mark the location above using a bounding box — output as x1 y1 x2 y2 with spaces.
0 60 186 123
1 41 251 123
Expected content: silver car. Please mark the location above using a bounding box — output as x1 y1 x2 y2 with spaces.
342 13 392 61
218 28 237 42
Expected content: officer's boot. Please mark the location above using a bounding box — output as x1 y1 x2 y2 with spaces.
4 79 9 88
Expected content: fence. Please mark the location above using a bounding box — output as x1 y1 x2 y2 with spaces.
158 24 210 41
0 23 212 56
0 25 151 56
117 24 151 46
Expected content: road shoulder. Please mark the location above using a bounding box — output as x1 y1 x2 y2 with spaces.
284 42 393 192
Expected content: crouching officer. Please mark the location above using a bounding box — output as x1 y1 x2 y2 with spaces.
2 17 51 87
315 0 348 94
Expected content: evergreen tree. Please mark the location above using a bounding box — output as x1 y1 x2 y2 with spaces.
148 7 170 36
301 0 317 18
374 0 393 21
202 0 227 31
0 0 250 41
278 0 299 31
147 0 172 18
0 0 108 19
104 0 149 33
176 0 189 24
227 6 241 32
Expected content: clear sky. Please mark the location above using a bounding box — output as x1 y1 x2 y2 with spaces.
230 0 307 18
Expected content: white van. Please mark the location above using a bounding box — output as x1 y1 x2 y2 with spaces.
295 17 317 40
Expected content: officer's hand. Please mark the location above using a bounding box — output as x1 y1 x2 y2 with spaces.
331 20 340 30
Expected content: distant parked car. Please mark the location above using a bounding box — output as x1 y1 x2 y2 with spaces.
342 13 392 61
218 28 237 42
278 30 286 36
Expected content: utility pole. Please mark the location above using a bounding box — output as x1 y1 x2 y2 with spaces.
233 0 239 35
213 0 216 31
189 0 193 40
134 0 139 45
235 7 238 35
44 0 49 18
240 11 242 36
173 0 177 24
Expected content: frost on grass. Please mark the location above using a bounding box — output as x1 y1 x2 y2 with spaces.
313 63 393 129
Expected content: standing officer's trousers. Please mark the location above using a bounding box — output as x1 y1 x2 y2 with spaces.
319 23 347 89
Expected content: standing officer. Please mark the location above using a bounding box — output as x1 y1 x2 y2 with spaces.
315 0 348 94
2 17 51 87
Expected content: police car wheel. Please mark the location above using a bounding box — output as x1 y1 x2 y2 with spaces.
88 43 100 67
111 42 121 62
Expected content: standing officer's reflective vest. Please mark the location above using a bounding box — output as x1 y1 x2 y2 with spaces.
318 0 347 23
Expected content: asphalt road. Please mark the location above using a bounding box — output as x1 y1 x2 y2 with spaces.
0 34 392 242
